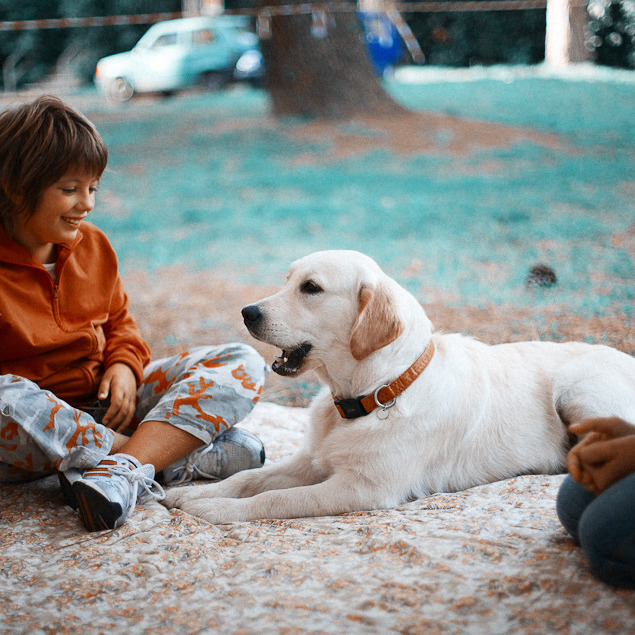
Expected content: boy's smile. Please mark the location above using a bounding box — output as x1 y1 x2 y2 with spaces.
11 171 100 264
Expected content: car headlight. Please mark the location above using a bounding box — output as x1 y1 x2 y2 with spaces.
235 50 262 74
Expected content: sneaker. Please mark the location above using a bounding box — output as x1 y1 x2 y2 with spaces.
161 427 265 485
72 453 165 532
58 469 81 509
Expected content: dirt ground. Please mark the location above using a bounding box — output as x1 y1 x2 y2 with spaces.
286 110 561 161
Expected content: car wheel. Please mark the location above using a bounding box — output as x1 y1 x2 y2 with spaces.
201 71 230 91
108 77 134 103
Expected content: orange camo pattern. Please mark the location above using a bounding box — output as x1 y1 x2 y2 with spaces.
199 355 231 370
253 384 263 402
43 394 64 432
14 452 34 472
144 366 171 396
232 365 258 392
144 354 230 396
65 410 104 453
0 421 19 452
168 377 228 434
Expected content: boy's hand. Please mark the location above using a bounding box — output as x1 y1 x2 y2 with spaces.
98 363 137 432
567 417 635 495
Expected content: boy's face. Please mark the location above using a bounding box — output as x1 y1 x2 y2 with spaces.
11 171 100 264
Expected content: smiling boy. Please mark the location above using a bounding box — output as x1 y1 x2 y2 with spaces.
0 95 267 531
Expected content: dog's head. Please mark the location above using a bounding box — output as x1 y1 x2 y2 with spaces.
242 250 430 384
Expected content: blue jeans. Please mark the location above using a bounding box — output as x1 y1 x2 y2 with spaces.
556 474 635 589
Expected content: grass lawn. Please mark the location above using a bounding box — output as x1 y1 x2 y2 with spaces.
84 65 633 324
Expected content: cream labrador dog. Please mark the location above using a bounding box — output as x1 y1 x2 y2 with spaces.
163 250 635 523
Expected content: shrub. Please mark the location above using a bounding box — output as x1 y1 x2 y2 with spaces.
587 0 635 68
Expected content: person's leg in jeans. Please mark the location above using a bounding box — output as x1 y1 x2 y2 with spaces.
557 474 635 588
556 474 596 542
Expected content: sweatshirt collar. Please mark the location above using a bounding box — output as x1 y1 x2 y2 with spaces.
0 224 83 266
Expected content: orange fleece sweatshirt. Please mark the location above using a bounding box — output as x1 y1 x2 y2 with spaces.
0 221 151 406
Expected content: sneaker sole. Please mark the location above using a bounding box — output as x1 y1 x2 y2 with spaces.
58 472 78 510
74 482 125 532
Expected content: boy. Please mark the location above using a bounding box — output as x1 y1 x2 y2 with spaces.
0 95 266 531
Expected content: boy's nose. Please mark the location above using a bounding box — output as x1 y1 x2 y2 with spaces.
78 190 95 211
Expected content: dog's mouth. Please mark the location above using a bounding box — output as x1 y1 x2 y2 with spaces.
272 343 312 376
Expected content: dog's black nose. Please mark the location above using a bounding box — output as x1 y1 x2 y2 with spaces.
242 305 262 325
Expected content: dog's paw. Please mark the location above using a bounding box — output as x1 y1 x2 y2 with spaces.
171 496 247 524
161 485 198 510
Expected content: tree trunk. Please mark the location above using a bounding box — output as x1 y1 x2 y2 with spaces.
258 0 407 119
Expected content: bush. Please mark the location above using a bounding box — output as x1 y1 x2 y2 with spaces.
0 0 181 89
587 0 635 68
403 3 546 66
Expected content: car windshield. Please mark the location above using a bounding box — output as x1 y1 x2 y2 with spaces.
150 33 178 49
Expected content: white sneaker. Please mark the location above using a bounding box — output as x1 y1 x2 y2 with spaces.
72 453 165 531
162 427 265 485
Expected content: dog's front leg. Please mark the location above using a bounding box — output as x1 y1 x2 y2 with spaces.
163 452 323 507
167 472 387 524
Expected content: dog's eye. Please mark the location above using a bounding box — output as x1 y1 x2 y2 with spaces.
300 280 323 295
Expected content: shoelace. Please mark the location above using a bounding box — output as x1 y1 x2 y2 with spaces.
169 443 220 485
86 460 166 512
125 466 166 502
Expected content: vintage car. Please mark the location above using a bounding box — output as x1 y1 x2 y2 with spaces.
94 15 263 101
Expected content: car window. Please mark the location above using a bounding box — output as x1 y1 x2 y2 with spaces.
151 33 178 49
193 29 214 46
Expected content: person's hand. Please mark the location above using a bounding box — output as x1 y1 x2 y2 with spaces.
98 363 137 432
567 417 635 495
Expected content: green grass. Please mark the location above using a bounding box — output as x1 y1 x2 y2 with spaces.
84 67 634 316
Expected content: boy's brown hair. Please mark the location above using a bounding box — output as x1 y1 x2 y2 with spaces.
0 95 108 233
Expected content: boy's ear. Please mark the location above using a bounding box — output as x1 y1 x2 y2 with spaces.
350 282 404 361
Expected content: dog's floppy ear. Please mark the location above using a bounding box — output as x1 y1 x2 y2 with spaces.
350 282 404 361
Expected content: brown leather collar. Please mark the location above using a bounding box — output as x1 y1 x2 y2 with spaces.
333 339 435 419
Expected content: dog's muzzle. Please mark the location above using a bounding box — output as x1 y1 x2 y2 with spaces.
241 304 312 376
270 343 312 376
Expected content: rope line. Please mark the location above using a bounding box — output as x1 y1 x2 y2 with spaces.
0 1 555 31
0 12 183 31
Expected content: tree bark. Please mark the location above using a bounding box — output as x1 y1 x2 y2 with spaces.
258 0 407 119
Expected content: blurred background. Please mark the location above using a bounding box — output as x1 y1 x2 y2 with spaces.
0 0 633 91
1 1 633 405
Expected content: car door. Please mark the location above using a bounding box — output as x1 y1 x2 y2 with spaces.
182 26 236 79
131 29 190 92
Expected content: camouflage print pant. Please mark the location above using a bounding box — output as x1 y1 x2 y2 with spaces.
0 344 266 482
